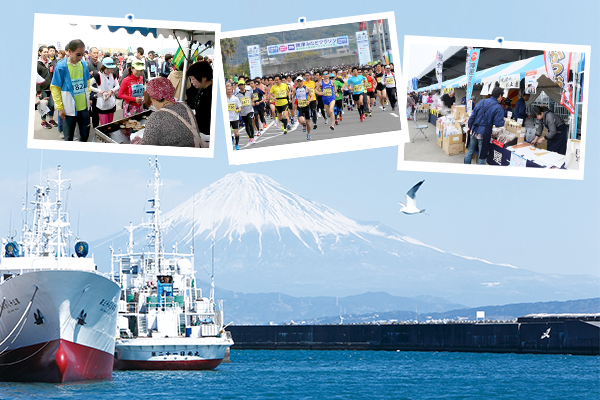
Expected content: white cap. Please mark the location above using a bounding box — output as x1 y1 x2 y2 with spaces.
296 76 304 81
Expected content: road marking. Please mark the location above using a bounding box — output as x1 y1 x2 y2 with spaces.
390 113 399 118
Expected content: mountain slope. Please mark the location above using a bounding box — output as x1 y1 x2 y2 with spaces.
91 171 599 307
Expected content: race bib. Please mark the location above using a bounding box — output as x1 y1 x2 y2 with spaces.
150 64 156 73
241 97 251 107
366 81 372 89
253 93 259 101
228 102 236 112
377 77 382 83
298 99 308 108
277 90 286 98
354 84 363 92
72 78 85 96
131 84 145 97
386 77 394 85
324 88 333 97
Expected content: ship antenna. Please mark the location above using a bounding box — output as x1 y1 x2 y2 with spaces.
39 150 43 186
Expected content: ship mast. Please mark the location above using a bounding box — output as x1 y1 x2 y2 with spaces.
148 158 163 276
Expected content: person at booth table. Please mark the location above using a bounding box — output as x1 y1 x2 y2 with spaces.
513 93 530 125
118 60 146 118
464 87 505 165
502 98 513 118
441 90 456 108
141 77 206 148
530 105 568 155
50 39 91 142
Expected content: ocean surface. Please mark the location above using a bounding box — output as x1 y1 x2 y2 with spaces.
1 350 598 399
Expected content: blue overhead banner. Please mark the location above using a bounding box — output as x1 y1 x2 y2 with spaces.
267 36 349 56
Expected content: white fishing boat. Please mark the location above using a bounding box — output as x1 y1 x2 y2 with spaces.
112 158 233 370
0 166 120 382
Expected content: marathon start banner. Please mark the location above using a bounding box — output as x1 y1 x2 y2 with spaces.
267 36 349 56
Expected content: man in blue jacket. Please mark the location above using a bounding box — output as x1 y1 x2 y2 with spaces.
464 87 505 165
513 93 530 125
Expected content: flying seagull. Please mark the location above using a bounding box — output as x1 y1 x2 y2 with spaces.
399 180 425 215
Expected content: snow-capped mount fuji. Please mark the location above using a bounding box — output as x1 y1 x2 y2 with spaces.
96 171 598 307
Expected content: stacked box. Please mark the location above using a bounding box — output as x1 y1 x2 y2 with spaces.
504 120 526 144
452 105 466 119
442 122 464 156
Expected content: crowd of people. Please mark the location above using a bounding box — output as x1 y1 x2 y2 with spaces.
225 62 398 150
406 87 570 160
35 40 213 148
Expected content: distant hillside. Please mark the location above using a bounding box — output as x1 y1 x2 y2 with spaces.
307 298 600 324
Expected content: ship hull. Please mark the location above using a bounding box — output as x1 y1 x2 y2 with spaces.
114 337 232 370
0 270 120 383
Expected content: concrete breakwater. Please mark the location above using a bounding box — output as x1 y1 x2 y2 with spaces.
228 315 600 355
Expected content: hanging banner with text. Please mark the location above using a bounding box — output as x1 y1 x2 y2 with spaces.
247 45 262 79
544 50 575 113
435 51 443 89
499 73 520 89
465 48 480 113
356 31 372 65
267 36 348 56
524 70 538 94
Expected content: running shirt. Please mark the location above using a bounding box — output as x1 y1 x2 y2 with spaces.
253 87 265 108
384 72 396 88
67 62 88 111
235 89 254 116
321 80 335 102
227 95 242 121
270 83 289 107
348 75 366 94
304 80 316 102
295 86 310 108
334 79 344 101
365 76 375 92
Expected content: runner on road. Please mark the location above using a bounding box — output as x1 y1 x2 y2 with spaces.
227 84 242 150
270 74 290 134
375 63 388 110
236 79 256 143
348 66 367 122
293 76 313 140
384 65 398 111
316 72 336 130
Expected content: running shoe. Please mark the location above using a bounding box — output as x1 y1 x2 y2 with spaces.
302 125 306 133
235 144 240 150
59 132 64 139
48 119 58 127
283 129 287 134
339 115 343 122
250 138 255 144
232 136 234 145
307 134 311 140
287 124 292 130
41 121 52 129
360 115 364 122
330 125 335 130
382 106 386 111
369 113 372 117
313 124 317 130
335 120 339 125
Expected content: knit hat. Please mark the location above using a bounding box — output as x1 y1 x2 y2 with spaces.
146 77 176 103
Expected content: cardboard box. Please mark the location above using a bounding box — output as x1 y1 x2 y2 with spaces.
444 133 463 146
443 140 465 156
437 134 443 148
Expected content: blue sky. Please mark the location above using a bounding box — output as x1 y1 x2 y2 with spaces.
1 1 598 281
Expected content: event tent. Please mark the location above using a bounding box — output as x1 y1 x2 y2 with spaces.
90 25 215 101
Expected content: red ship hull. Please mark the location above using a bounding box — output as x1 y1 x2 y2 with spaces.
0 339 114 383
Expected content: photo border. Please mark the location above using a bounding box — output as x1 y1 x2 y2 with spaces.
29 13 221 158
399 35 591 180
218 12 407 166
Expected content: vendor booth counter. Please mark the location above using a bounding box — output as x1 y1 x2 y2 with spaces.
93 110 153 144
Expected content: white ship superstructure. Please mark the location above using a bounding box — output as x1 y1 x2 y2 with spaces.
112 158 232 370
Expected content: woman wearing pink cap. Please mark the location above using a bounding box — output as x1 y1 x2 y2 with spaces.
141 77 207 148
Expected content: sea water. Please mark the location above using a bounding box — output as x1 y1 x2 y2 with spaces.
1 350 598 399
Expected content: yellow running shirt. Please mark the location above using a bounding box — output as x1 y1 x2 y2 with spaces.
270 83 289 107
304 80 316 102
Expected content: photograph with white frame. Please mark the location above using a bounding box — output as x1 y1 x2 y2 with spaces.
29 13 220 158
218 12 405 166
399 35 589 180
